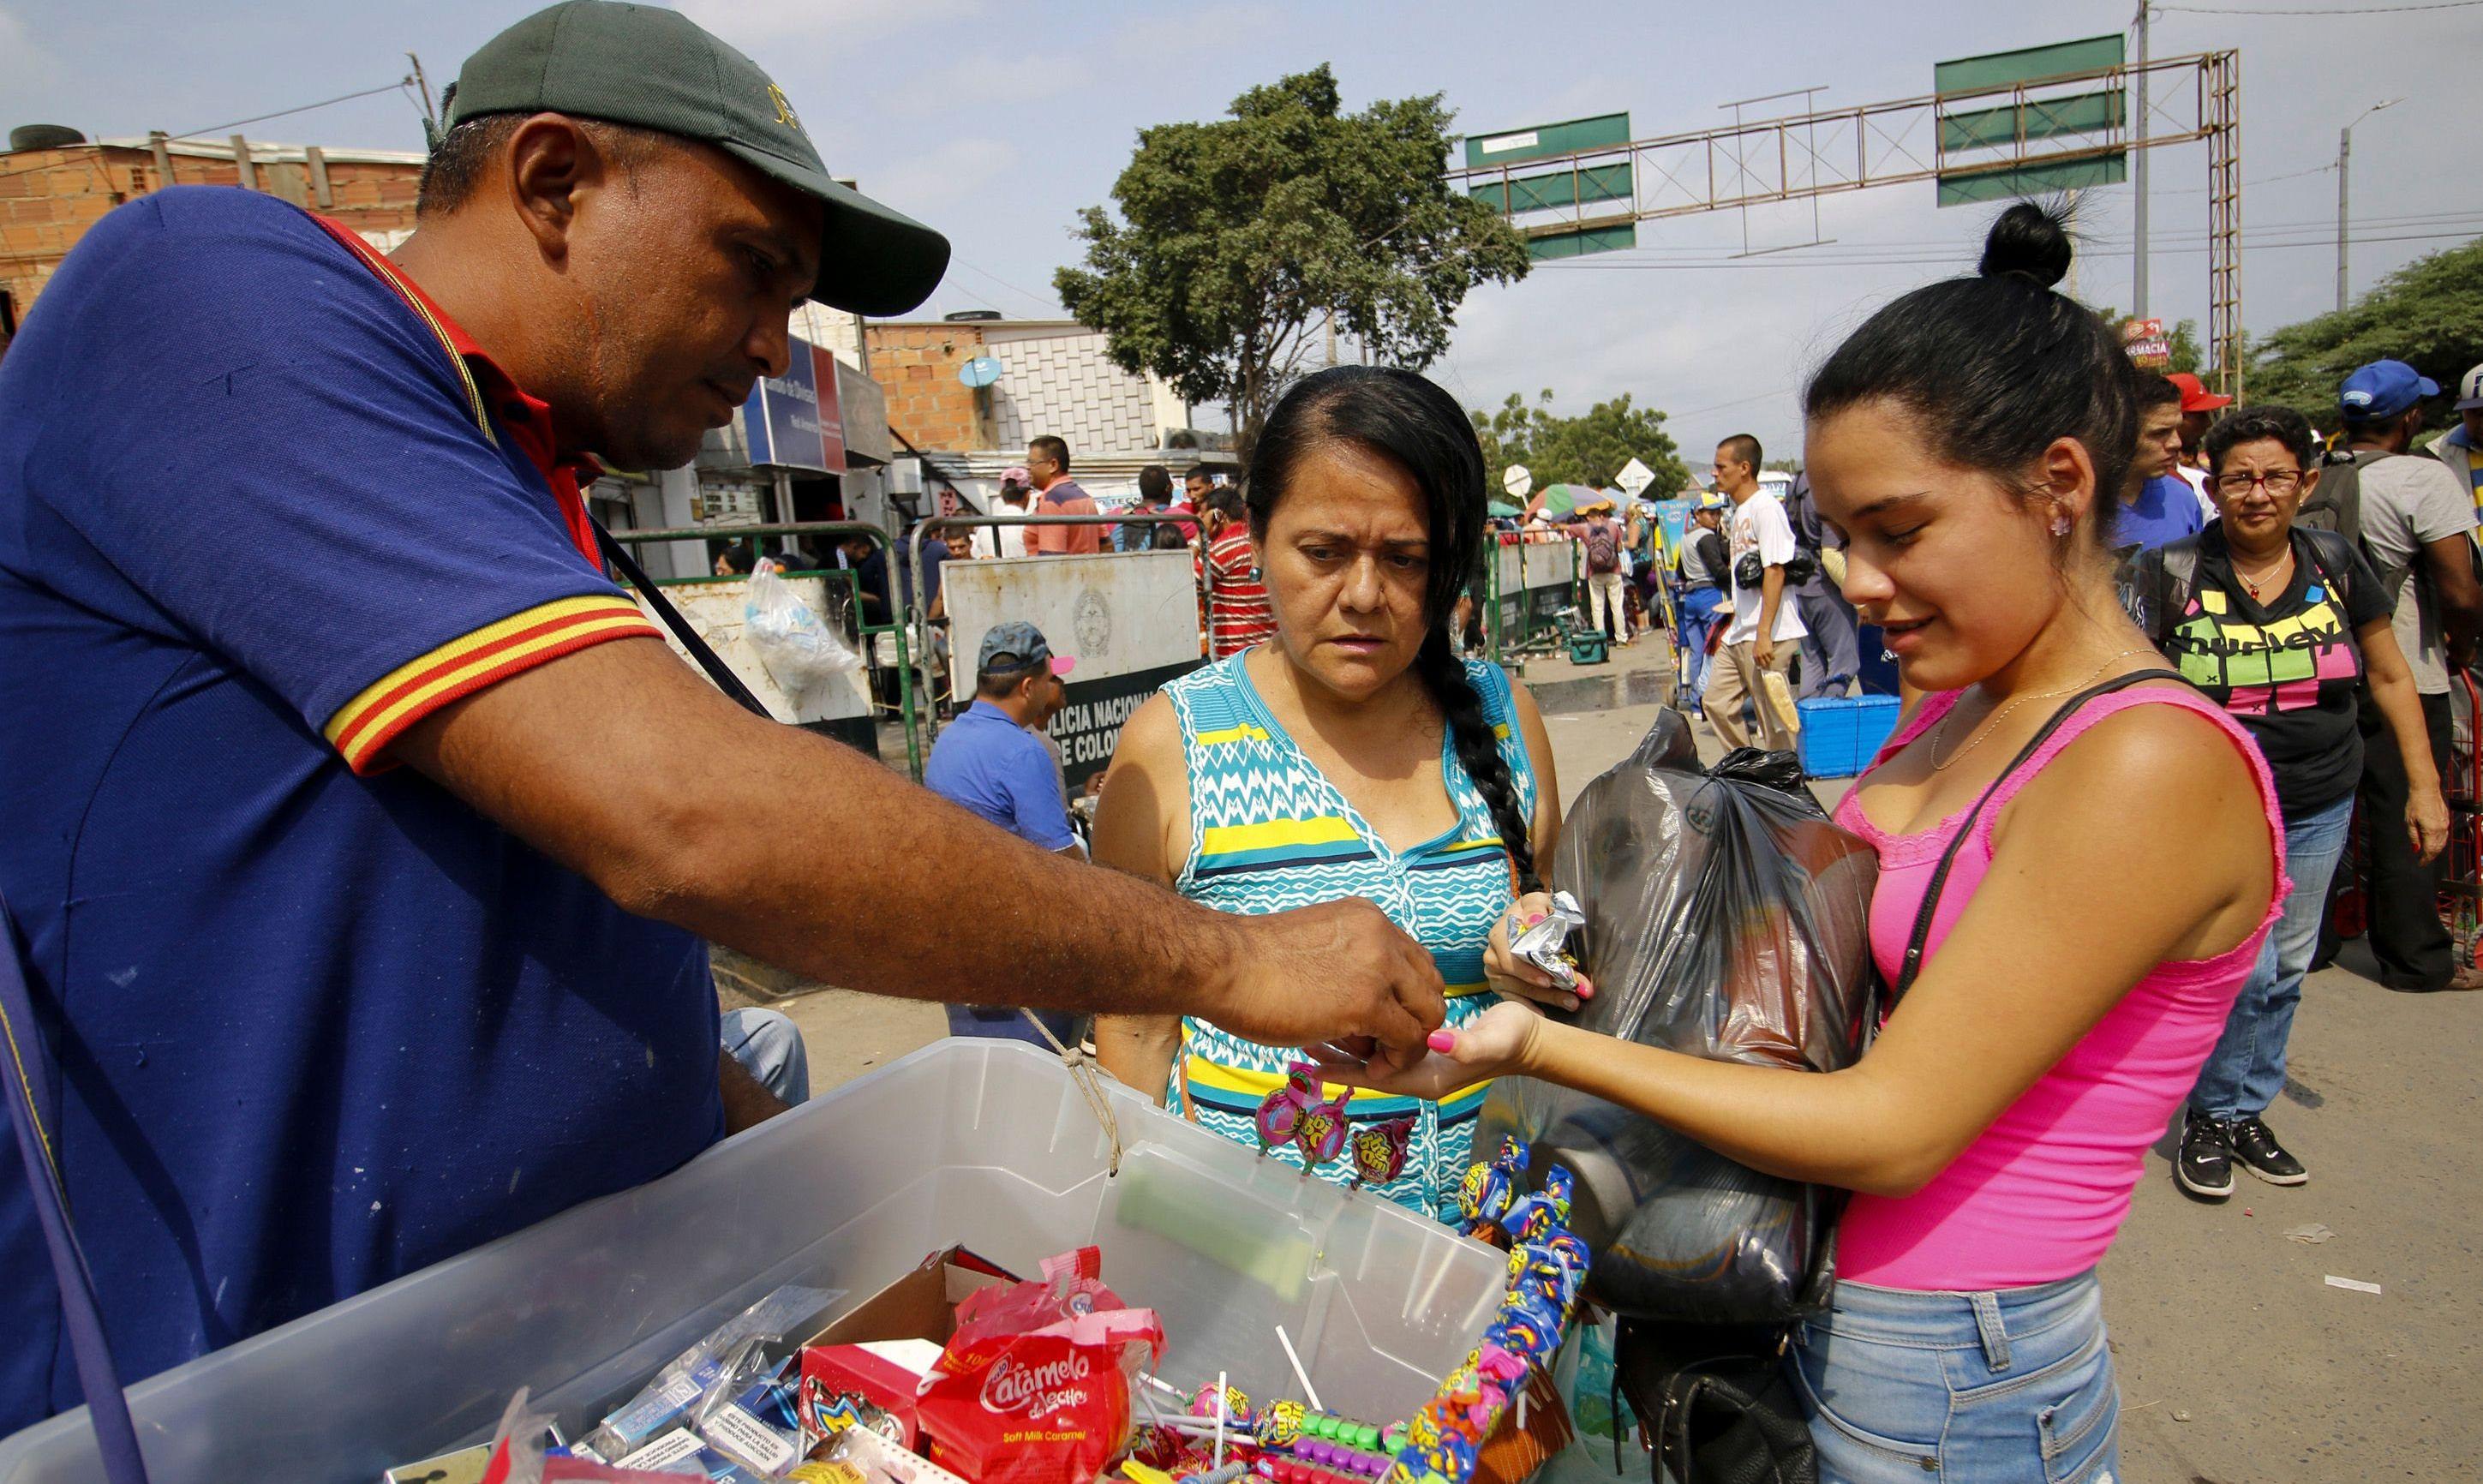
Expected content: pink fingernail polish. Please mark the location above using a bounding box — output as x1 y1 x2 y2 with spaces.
1427 1030 1457 1053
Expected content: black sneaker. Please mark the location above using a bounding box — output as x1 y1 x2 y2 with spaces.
2176 1112 2235 1199
2229 1116 2308 1185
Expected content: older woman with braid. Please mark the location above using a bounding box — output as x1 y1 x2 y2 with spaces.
1093 366 1562 1222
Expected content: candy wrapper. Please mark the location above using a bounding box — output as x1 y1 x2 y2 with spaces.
583 1285 844 1459
1506 892 1586 990
916 1249 1165 1484
1484 711 1876 1324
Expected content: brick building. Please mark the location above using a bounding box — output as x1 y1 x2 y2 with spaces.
0 131 426 343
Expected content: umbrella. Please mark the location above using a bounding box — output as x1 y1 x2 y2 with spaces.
1531 483 1606 518
1487 499 1524 518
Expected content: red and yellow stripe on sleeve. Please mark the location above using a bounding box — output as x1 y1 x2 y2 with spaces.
323 594 659 773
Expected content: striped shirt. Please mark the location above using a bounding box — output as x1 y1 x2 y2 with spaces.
1163 652 1538 1222
1203 530 1277 659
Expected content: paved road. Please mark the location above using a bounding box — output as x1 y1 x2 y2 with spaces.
763 639 2481 1482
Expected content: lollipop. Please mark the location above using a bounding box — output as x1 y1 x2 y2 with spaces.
1455 1139 1528 1236
1254 1063 1319 1158
1294 1086 1351 1170
1254 1399 1307 1450
1347 1116 1415 1191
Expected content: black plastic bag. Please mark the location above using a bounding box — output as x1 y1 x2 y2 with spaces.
1482 711 1879 1324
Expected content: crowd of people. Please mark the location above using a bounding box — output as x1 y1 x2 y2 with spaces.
5 6 2479 1481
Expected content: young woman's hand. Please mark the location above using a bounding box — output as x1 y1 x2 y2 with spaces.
1485 893 1593 1012
1310 1000 1547 1100
2408 783 2450 865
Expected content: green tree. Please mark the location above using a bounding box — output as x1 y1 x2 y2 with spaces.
1056 65 1530 455
2244 236 2483 420
1471 390 1688 498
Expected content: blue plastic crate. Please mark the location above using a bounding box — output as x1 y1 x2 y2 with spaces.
1796 694 1903 778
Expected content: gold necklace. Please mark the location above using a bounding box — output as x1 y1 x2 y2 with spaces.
1929 648 2153 771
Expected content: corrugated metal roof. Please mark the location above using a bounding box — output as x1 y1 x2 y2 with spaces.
97 136 426 167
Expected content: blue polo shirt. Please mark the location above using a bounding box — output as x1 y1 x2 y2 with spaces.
0 188 721 1429
923 703 1075 850
2116 475 2207 553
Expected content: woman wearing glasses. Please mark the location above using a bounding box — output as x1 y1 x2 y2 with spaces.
2132 404 2448 1200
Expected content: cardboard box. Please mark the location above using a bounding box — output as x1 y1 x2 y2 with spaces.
797 1248 1016 1455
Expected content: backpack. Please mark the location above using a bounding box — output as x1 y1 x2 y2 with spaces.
1585 520 1620 574
2298 449 2414 601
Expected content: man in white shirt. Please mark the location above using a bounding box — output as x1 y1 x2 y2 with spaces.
1702 434 1806 751
2332 360 2483 992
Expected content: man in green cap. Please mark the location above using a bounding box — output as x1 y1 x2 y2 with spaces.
0 1 1445 1426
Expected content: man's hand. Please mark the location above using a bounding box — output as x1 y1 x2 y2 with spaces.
1753 634 1776 668
718 1050 789 1134
2409 784 2451 865
1313 999 1544 1101
1209 897 1446 1057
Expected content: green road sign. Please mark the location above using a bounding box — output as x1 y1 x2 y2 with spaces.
1939 86 2122 152
1934 34 2124 94
1937 154 2127 206
1934 35 2127 209
1525 221 1637 260
1463 112 1630 170
1468 162 1632 215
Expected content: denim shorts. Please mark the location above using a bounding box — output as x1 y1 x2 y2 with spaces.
1785 1270 2120 1483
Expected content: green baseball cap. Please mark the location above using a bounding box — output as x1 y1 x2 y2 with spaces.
441 0 949 315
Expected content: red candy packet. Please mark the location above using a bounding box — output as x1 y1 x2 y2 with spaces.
917 1248 1165 1484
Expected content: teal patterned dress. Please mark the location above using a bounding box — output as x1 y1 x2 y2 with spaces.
1162 650 1539 1223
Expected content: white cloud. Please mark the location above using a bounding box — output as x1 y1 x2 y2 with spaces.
866 135 1021 218
0 5 48 88
1107 4 1281 63
676 0 987 45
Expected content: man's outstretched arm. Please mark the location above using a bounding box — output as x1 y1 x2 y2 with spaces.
395 636 1445 1051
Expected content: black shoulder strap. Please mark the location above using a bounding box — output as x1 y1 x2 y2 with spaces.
2295 527 2354 601
589 518 776 721
1890 668 2189 1002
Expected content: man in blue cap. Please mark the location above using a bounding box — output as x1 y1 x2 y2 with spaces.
924 623 1088 1045
1674 492 1730 710
0 1 1448 1427
2328 360 2483 991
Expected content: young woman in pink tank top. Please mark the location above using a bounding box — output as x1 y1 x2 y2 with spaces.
1332 205 2285 1483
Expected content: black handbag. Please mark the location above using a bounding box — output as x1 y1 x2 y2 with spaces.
1608 667 2186 1482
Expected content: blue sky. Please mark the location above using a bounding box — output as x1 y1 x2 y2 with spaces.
8 0 2478 458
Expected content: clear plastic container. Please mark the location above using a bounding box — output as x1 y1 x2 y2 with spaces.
0 1039 1507 1484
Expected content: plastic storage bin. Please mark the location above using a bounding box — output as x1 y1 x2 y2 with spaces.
1795 694 1903 778
0 1040 1510 1484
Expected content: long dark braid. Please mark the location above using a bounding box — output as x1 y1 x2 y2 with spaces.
1247 364 1541 893
1414 629 1541 894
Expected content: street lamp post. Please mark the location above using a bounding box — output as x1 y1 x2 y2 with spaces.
2336 98 2403 314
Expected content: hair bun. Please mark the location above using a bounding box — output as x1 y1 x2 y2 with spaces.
1977 201 2073 289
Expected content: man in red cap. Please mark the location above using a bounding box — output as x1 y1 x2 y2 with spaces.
2168 371 2235 518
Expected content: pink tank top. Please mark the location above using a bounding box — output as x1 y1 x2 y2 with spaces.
1831 685 2288 1290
